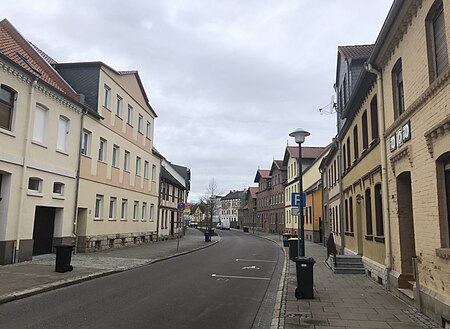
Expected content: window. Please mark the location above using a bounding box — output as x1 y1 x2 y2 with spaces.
28 177 42 192
136 157 141 176
0 85 15 131
57 116 69 151
109 197 117 220
121 199 128 220
438 155 450 247
370 96 379 141
53 182 64 195
345 199 349 231
152 164 157 181
112 145 120 167
127 105 133 125
144 161 149 179
146 121 151 139
365 189 373 236
81 130 91 156
95 195 104 219
142 202 147 220
375 184 383 236
33 105 48 143
116 96 123 117
133 201 139 220
353 125 359 160
426 0 449 81
346 138 351 168
343 144 346 170
349 197 354 232
99 138 107 162
124 150 130 171
138 114 143 133
392 59 405 118
103 85 111 108
362 111 368 151
150 204 154 221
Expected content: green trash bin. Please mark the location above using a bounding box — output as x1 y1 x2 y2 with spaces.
204 232 211 242
288 238 300 260
55 244 74 273
282 233 291 247
293 256 316 299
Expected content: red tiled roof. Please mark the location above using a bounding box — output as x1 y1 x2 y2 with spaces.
286 146 326 159
338 44 374 60
0 19 79 102
248 187 258 199
258 169 270 178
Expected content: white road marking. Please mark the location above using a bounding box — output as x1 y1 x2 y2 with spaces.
241 265 260 270
211 274 270 281
235 258 276 263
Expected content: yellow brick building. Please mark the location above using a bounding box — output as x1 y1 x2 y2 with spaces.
367 0 450 323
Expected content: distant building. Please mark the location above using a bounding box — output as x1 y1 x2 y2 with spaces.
221 190 245 228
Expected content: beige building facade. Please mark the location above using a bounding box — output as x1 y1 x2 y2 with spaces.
367 0 450 323
55 63 160 252
0 19 84 263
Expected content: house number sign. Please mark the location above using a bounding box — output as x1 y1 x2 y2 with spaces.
390 121 411 152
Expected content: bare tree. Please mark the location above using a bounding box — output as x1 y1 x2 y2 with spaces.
200 178 222 230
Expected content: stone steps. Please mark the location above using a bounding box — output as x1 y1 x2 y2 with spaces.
327 254 365 274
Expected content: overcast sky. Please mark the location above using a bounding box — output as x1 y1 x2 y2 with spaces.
4 0 393 201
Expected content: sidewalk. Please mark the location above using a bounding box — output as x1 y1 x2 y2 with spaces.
250 231 440 329
0 228 217 304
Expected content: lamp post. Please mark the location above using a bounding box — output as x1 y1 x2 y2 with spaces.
290 127 316 300
289 127 310 257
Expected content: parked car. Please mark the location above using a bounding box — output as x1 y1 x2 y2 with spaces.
189 221 198 228
217 219 230 230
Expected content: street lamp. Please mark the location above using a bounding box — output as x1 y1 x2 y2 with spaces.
289 128 310 257
290 127 316 300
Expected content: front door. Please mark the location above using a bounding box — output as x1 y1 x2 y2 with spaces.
32 206 55 255
356 197 363 255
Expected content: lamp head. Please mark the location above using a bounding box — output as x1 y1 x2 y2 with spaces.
289 128 310 144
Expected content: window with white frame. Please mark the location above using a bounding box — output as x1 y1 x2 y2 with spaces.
150 203 154 221
127 105 133 125
81 129 91 156
124 150 130 171
0 84 15 131
121 199 127 220
138 114 143 133
136 156 141 176
152 164 157 181
28 177 42 192
99 138 107 162
133 201 139 220
103 85 111 108
109 197 117 220
95 195 104 219
144 161 149 179
33 105 48 144
57 116 69 152
146 121 151 139
142 202 147 220
116 95 123 117
53 182 64 195
112 145 120 167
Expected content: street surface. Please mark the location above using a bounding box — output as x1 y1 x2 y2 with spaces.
0 230 283 329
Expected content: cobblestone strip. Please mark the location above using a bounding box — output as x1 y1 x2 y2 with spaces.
403 307 441 329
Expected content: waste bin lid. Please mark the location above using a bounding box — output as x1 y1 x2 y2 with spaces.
288 237 300 241
55 244 75 248
293 256 316 263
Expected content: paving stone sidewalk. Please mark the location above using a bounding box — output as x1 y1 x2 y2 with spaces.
250 231 440 329
0 228 217 304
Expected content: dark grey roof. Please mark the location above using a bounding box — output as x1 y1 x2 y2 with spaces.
222 190 244 200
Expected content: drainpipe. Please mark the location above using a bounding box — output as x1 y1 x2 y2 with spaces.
15 78 38 263
366 63 392 288
156 160 163 241
72 108 86 254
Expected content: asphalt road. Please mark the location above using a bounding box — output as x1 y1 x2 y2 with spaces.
0 230 284 329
